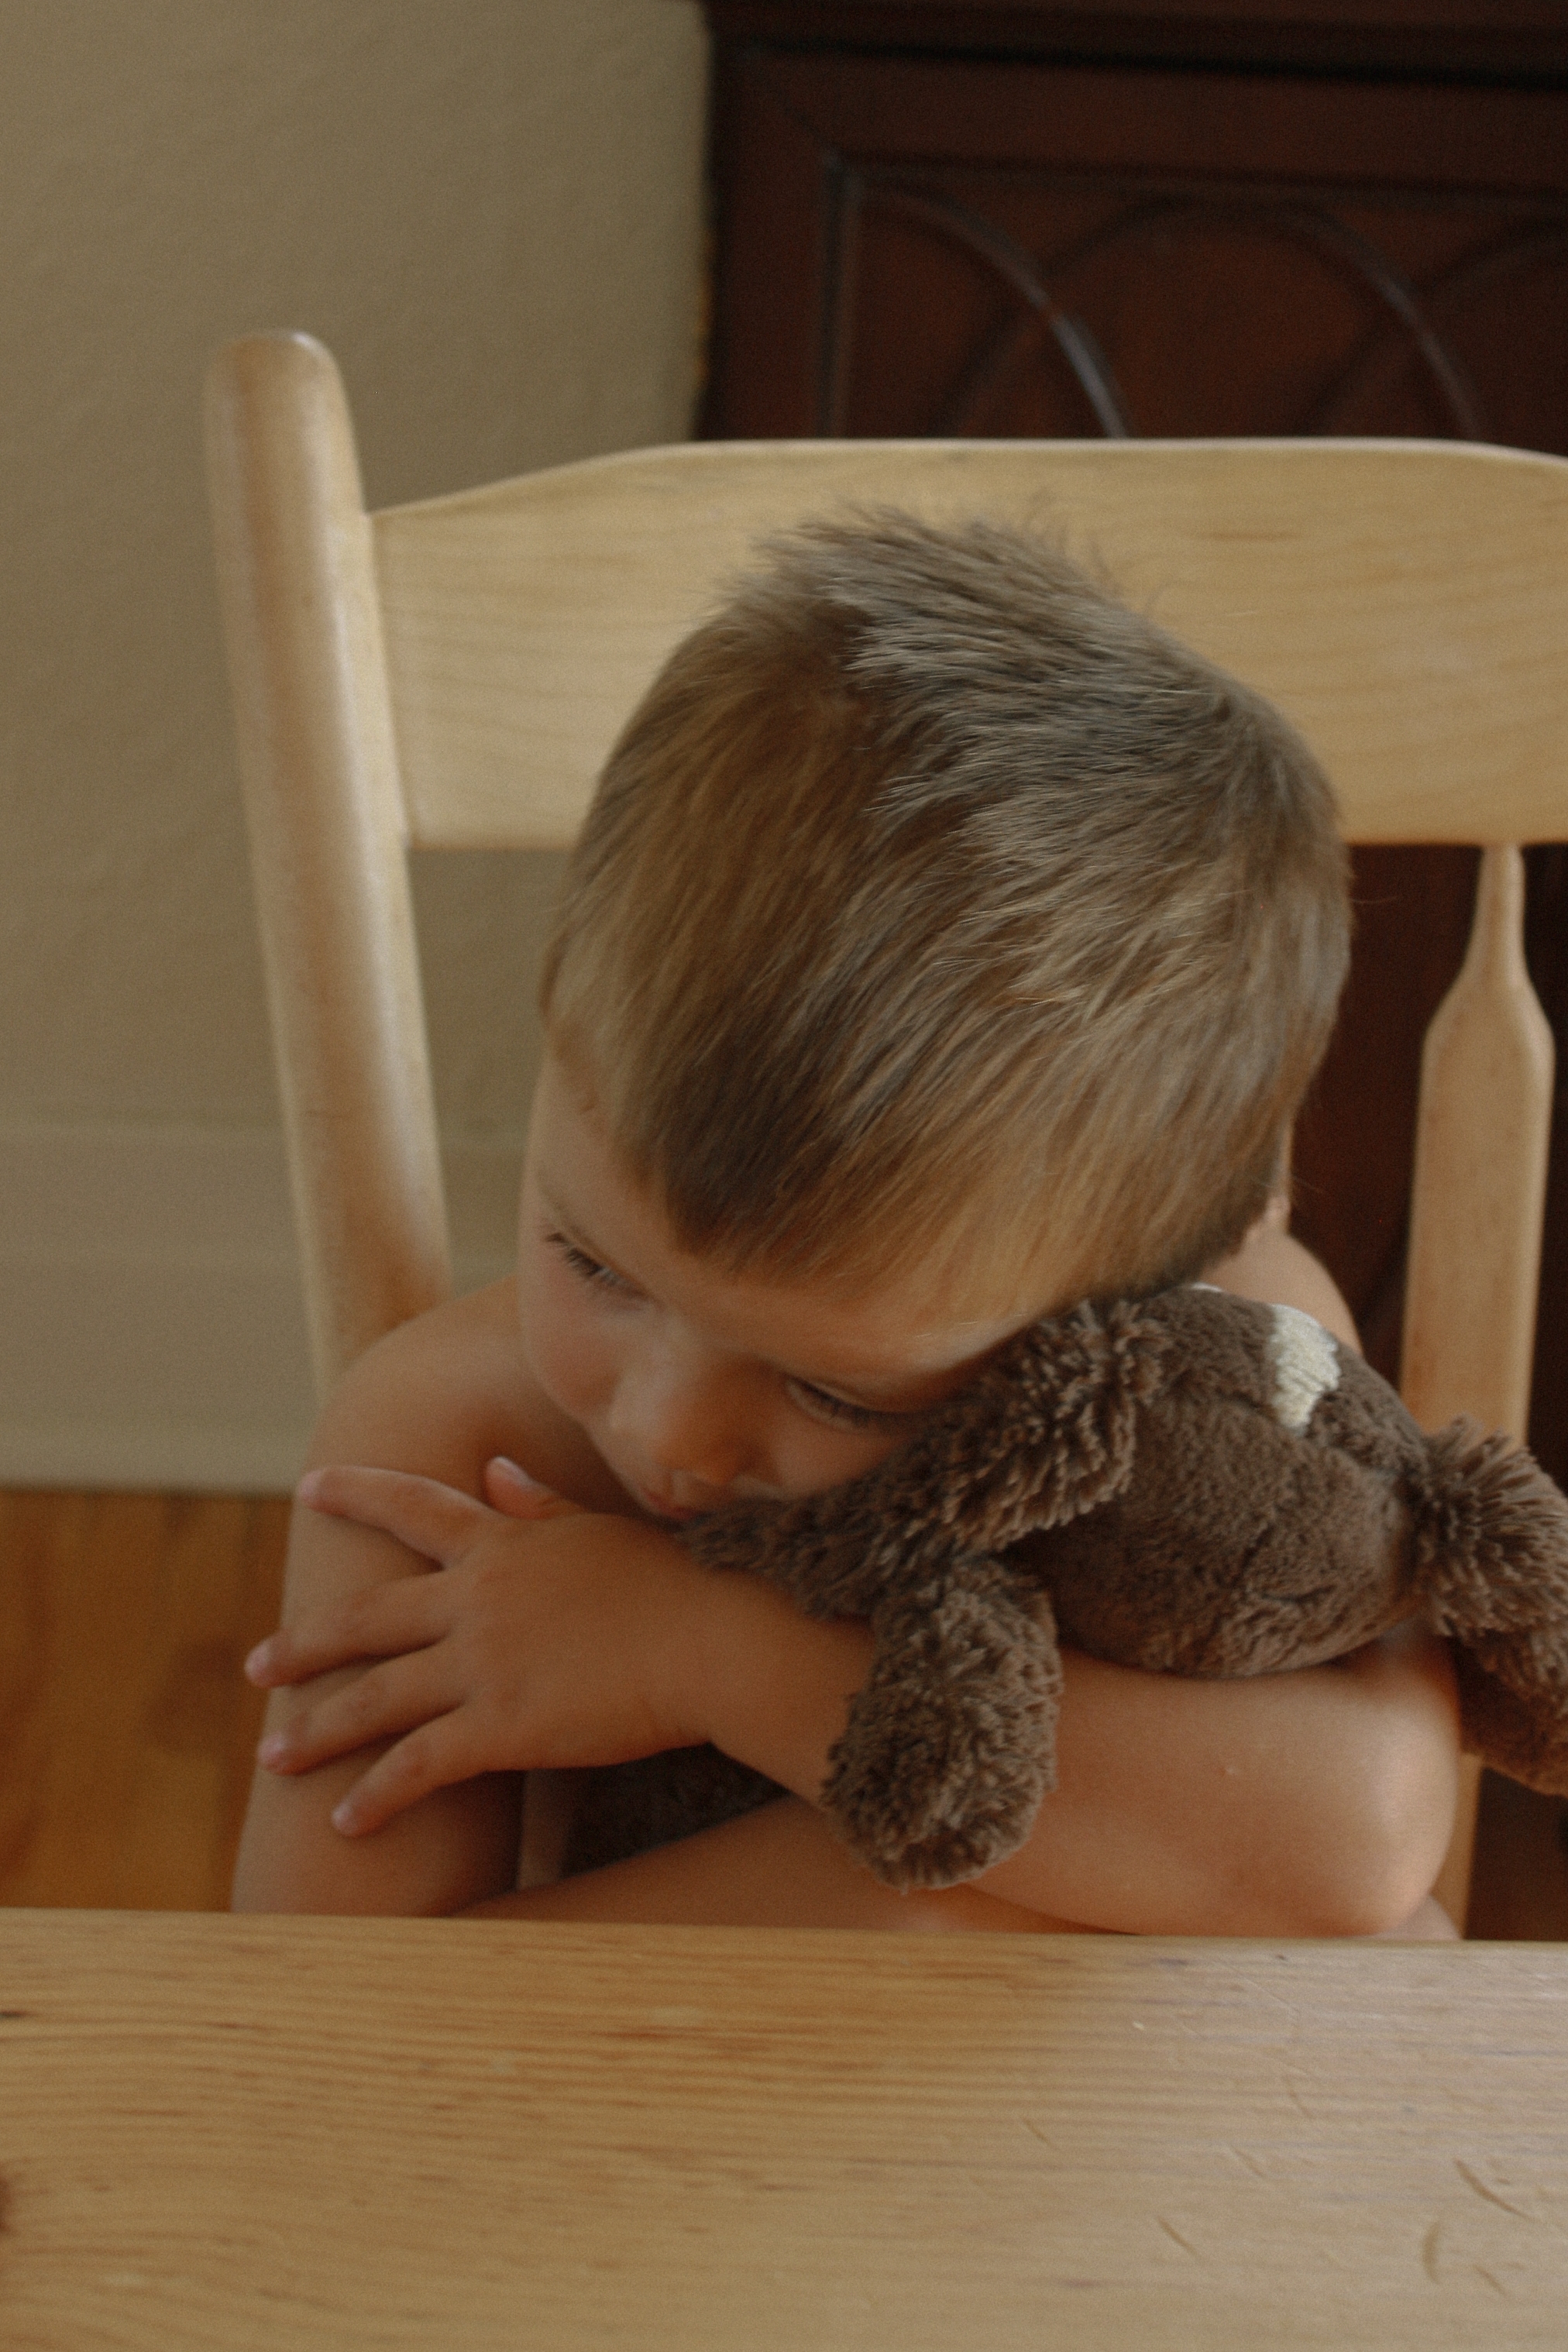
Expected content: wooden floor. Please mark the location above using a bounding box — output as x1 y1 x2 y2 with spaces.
2 1485 1566 1932
0 1488 287 1910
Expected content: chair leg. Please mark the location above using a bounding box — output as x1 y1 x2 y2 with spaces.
1431 1752 1481 1934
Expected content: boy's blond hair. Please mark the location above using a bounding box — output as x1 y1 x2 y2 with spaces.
542 513 1349 1316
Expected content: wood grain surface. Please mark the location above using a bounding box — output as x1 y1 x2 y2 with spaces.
370 434 1568 854
2 1911 1567 2350
0 1491 285 1910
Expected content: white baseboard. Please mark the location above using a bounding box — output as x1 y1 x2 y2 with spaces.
0 1122 521 1494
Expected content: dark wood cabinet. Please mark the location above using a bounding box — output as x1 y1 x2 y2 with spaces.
700 1 1568 1475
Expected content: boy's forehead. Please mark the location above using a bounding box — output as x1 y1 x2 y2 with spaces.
758 1287 1026 1389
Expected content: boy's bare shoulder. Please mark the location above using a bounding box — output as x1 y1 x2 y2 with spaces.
1202 1226 1358 1348
308 1280 621 1508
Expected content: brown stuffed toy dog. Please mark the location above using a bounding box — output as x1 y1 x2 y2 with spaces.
560 1284 1568 1890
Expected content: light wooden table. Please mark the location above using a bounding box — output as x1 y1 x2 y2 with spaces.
3 1911 1566 2350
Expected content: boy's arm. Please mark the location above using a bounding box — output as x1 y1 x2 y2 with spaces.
243 1231 1459 1933
258 1453 1457 1934
614 1561 1459 1935
464 1221 1456 1934
445 1567 1456 1936
232 1281 611 1917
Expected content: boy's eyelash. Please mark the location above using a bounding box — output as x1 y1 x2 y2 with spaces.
548 1232 633 1294
786 1378 904 1432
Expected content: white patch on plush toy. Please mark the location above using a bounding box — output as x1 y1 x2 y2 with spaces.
1266 1303 1342 1433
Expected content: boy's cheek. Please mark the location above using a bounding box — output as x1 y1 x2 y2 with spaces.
640 1424 906 1511
524 1325 604 1425
764 1419 919 1504
517 1271 616 1428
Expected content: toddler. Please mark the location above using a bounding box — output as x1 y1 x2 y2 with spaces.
233 514 1459 1933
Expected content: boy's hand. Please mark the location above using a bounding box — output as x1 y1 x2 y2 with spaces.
245 1462 710 1838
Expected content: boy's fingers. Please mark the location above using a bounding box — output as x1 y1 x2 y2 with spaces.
296 1464 491 1563
245 1577 444 1686
256 1654 456 1776
483 1455 586 1522
330 1718 484 1837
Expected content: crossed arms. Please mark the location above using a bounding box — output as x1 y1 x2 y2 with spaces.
231 1232 1460 1934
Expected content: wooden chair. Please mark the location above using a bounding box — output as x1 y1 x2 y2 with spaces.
205 330 1568 1930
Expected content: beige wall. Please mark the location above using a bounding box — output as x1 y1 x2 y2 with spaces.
0 0 708 1487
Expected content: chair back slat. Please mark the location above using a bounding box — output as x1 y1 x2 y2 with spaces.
1400 846 1554 1928
1401 846 1555 1442
370 435 1568 851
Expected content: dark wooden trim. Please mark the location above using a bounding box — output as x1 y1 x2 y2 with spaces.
704 3 1568 81
751 49 1568 184
703 53 846 437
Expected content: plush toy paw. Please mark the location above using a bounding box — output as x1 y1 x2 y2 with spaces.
820 1577 1062 1888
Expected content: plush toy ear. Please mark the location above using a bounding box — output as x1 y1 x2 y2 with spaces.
917 1298 1178 1554
819 1567 1063 1889
1409 1421 1568 1793
682 1298 1176 1617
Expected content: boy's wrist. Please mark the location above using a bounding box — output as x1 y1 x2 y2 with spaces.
647 1547 754 1758
676 1559 874 1801
683 1563 772 1759
579 1516 726 1755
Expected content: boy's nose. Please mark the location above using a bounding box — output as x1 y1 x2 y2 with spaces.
611 1350 752 1494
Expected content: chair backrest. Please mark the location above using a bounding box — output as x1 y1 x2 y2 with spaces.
207 331 1568 1924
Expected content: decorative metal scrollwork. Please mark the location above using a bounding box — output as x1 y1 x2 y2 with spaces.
822 170 1567 445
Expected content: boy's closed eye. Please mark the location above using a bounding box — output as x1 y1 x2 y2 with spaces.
549 1231 639 1298
780 1377 914 1433
545 1224 919 1432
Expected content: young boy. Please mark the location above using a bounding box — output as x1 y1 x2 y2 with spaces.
232 514 1460 1934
